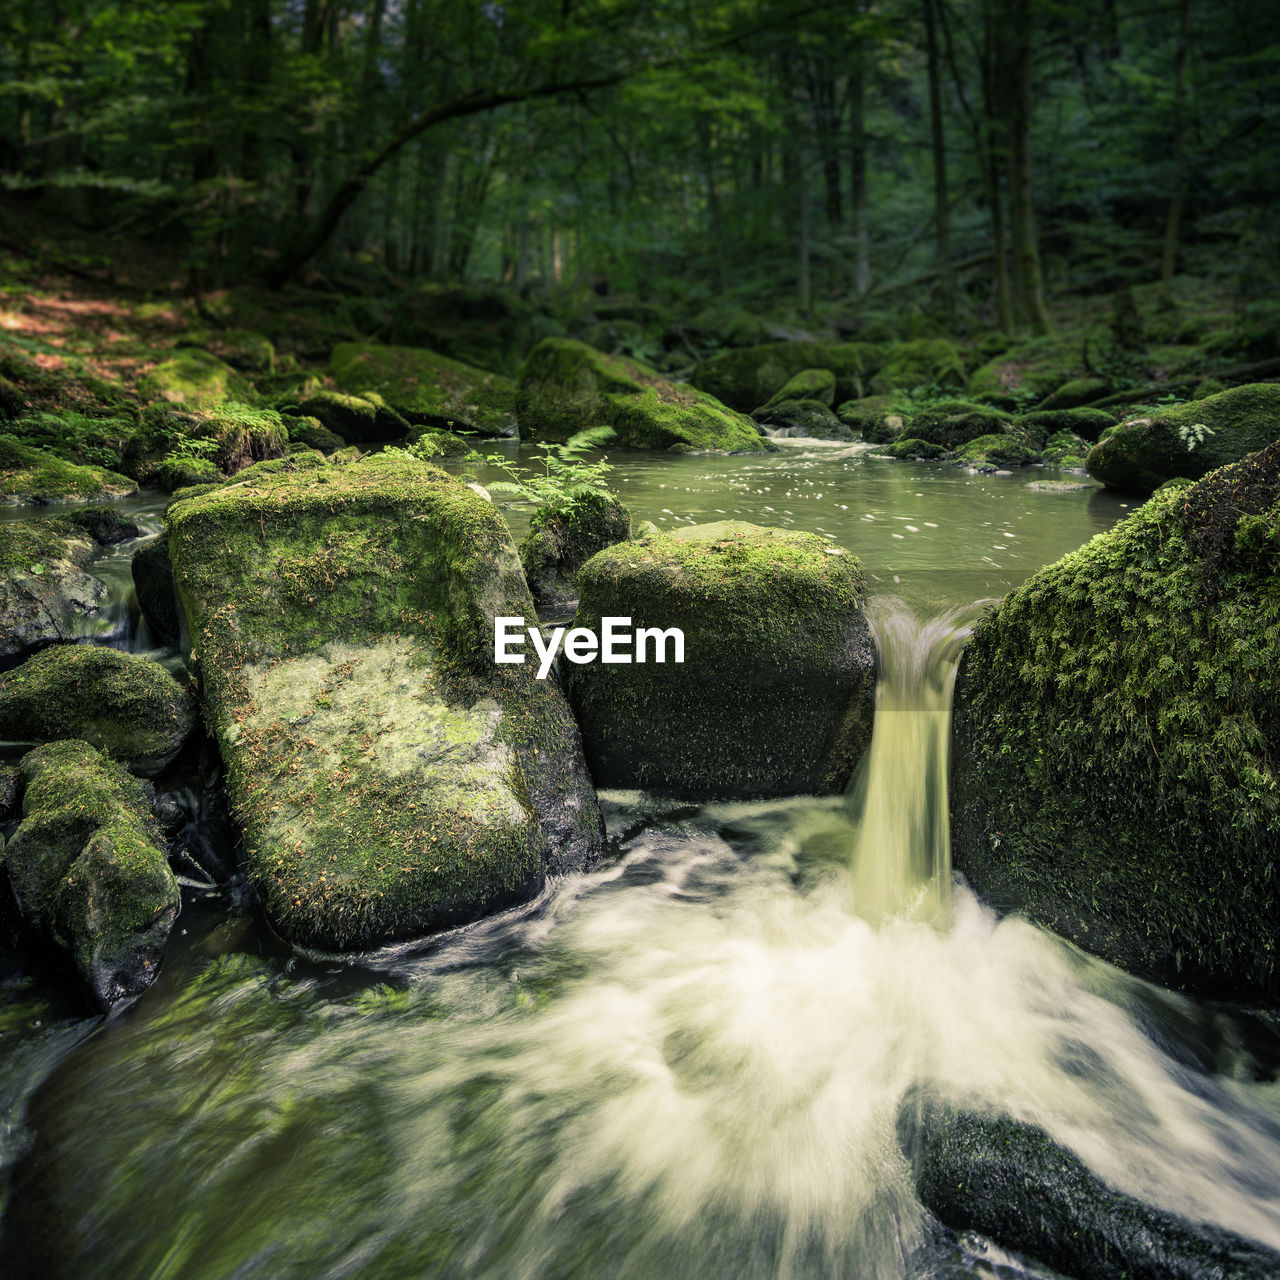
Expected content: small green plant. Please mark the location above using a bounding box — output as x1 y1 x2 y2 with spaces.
1177 422 1215 451
479 426 617 517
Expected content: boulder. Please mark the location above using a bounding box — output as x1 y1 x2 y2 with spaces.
867 339 965 395
967 337 1081 409
876 438 951 460
283 415 345 453
4 410 136 472
902 1095 1280 1280
905 400 1014 450
1 740 179 1010
0 645 197 776
166 454 605 950
1086 384 1280 493
519 491 631 613
407 427 480 460
131 535 180 647
1038 375 1112 410
136 350 253 408
1016 406 1117 445
330 342 519 438
836 396 908 443
120 403 287 490
565 521 875 799
691 341 883 412
951 445 1280 1003
0 519 108 661
280 390 408 445
953 433 1039 468
754 400 852 439
755 367 837 411
0 435 136 506
1040 429 1090 468
518 339 765 453
63 506 141 545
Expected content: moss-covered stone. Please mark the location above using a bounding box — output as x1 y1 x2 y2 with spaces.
0 520 108 661
951 445 1280 1003
5 410 136 472
836 396 909 443
902 1094 1280 1279
1 740 179 1010
120 402 287 490
967 337 1081 409
565 521 875 799
519 491 631 613
691 341 884 411
867 339 965 395
518 339 765 453
131 535 179 648
954 433 1039 467
1085 384 1280 493
184 329 276 374
0 645 197 776
330 342 519 438
876 438 952 460
1040 430 1089 469
285 389 408 444
62 507 141 546
405 427 480 461
755 399 853 439
284 415 345 453
136 350 254 408
906 400 1014 449
166 454 605 950
0 762 21 819
1038 375 1112 410
1016 406 1117 444
0 435 136 506
756 367 837 411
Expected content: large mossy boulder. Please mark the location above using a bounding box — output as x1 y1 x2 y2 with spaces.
5 410 137 473
953 433 1039 468
966 337 1081 409
120 403 287 490
0 645 197 776
902 1095 1280 1280
905 400 1014 449
867 339 965 395
691 341 883 412
1085 384 1280 494
1017 406 1117 445
166 454 605 950
565 521 875 799
756 367 837 411
330 342 518 438
519 491 631 613
755 399 853 440
951 445 1280 1004
0 435 136 506
1 740 179 1010
286 389 409 444
136 350 254 408
518 339 765 453
836 396 909 443
0 520 109 661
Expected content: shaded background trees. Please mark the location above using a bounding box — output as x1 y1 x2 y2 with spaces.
0 0 1276 331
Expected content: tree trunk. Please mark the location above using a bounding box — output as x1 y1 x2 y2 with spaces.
923 0 955 318
1160 0 1192 290
850 38 870 296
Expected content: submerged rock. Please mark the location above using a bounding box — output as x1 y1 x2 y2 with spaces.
0 645 197 776
166 454 605 950
951 445 1280 1003
0 519 109 661
1086 383 1280 493
519 491 631 613
1 740 179 1010
0 435 136 506
330 341 518 438
566 520 875 799
902 1094 1280 1280
518 338 765 453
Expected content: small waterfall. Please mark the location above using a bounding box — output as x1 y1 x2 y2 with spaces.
846 598 980 923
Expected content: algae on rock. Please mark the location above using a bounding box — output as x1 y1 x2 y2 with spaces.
166 454 605 950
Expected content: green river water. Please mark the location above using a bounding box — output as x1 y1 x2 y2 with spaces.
3 442 1280 1278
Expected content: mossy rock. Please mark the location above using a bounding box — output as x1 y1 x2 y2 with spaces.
906 400 1014 449
330 342 518 439
1016 406 1116 445
902 1093 1280 1279
166 454 605 950
120 402 287 490
1085 383 1280 494
0 519 108 661
954 433 1039 468
6 410 136 471
951 444 1280 1003
0 645 197 776
1 740 179 1010
0 762 20 819
836 396 909 443
405 427 480 461
390 284 548 377
519 491 631 613
691 341 884 412
62 506 141 545
518 338 765 454
0 434 137 506
1040 430 1089 469
136 350 254 408
284 415 345 453
755 399 853 440
967 337 1082 409
565 521 875 799
183 329 276 374
756 367 837 411
1038 375 1112 410
286 389 409 444
131 535 179 648
867 339 965 395
876 438 951 461
0 342 137 423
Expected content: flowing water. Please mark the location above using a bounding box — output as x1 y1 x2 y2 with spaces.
3 446 1280 1278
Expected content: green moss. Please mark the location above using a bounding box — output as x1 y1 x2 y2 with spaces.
6 410 136 470
137 350 253 408
520 490 631 610
756 367 837 411
754 399 851 439
906 400 1013 449
967 337 1082 409
390 283 547 377
877 437 951 460
519 339 765 453
867 338 965 395
951 444 1280 1003
405 427 480 460
835 395 909 443
954 433 1039 467
284 415 345 453
1016 406 1117 444
0 645 196 776
1086 383 1280 493
286 388 408 444
1038 375 1112 410
0 434 136 505
188 329 276 374
330 341 518 437
121 402 287 490
1040 430 1089 468
566 521 875 799
691 340 884 411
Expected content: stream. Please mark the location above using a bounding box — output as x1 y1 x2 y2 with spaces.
3 443 1280 1278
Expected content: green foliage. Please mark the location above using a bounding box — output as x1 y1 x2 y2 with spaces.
481 426 617 517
